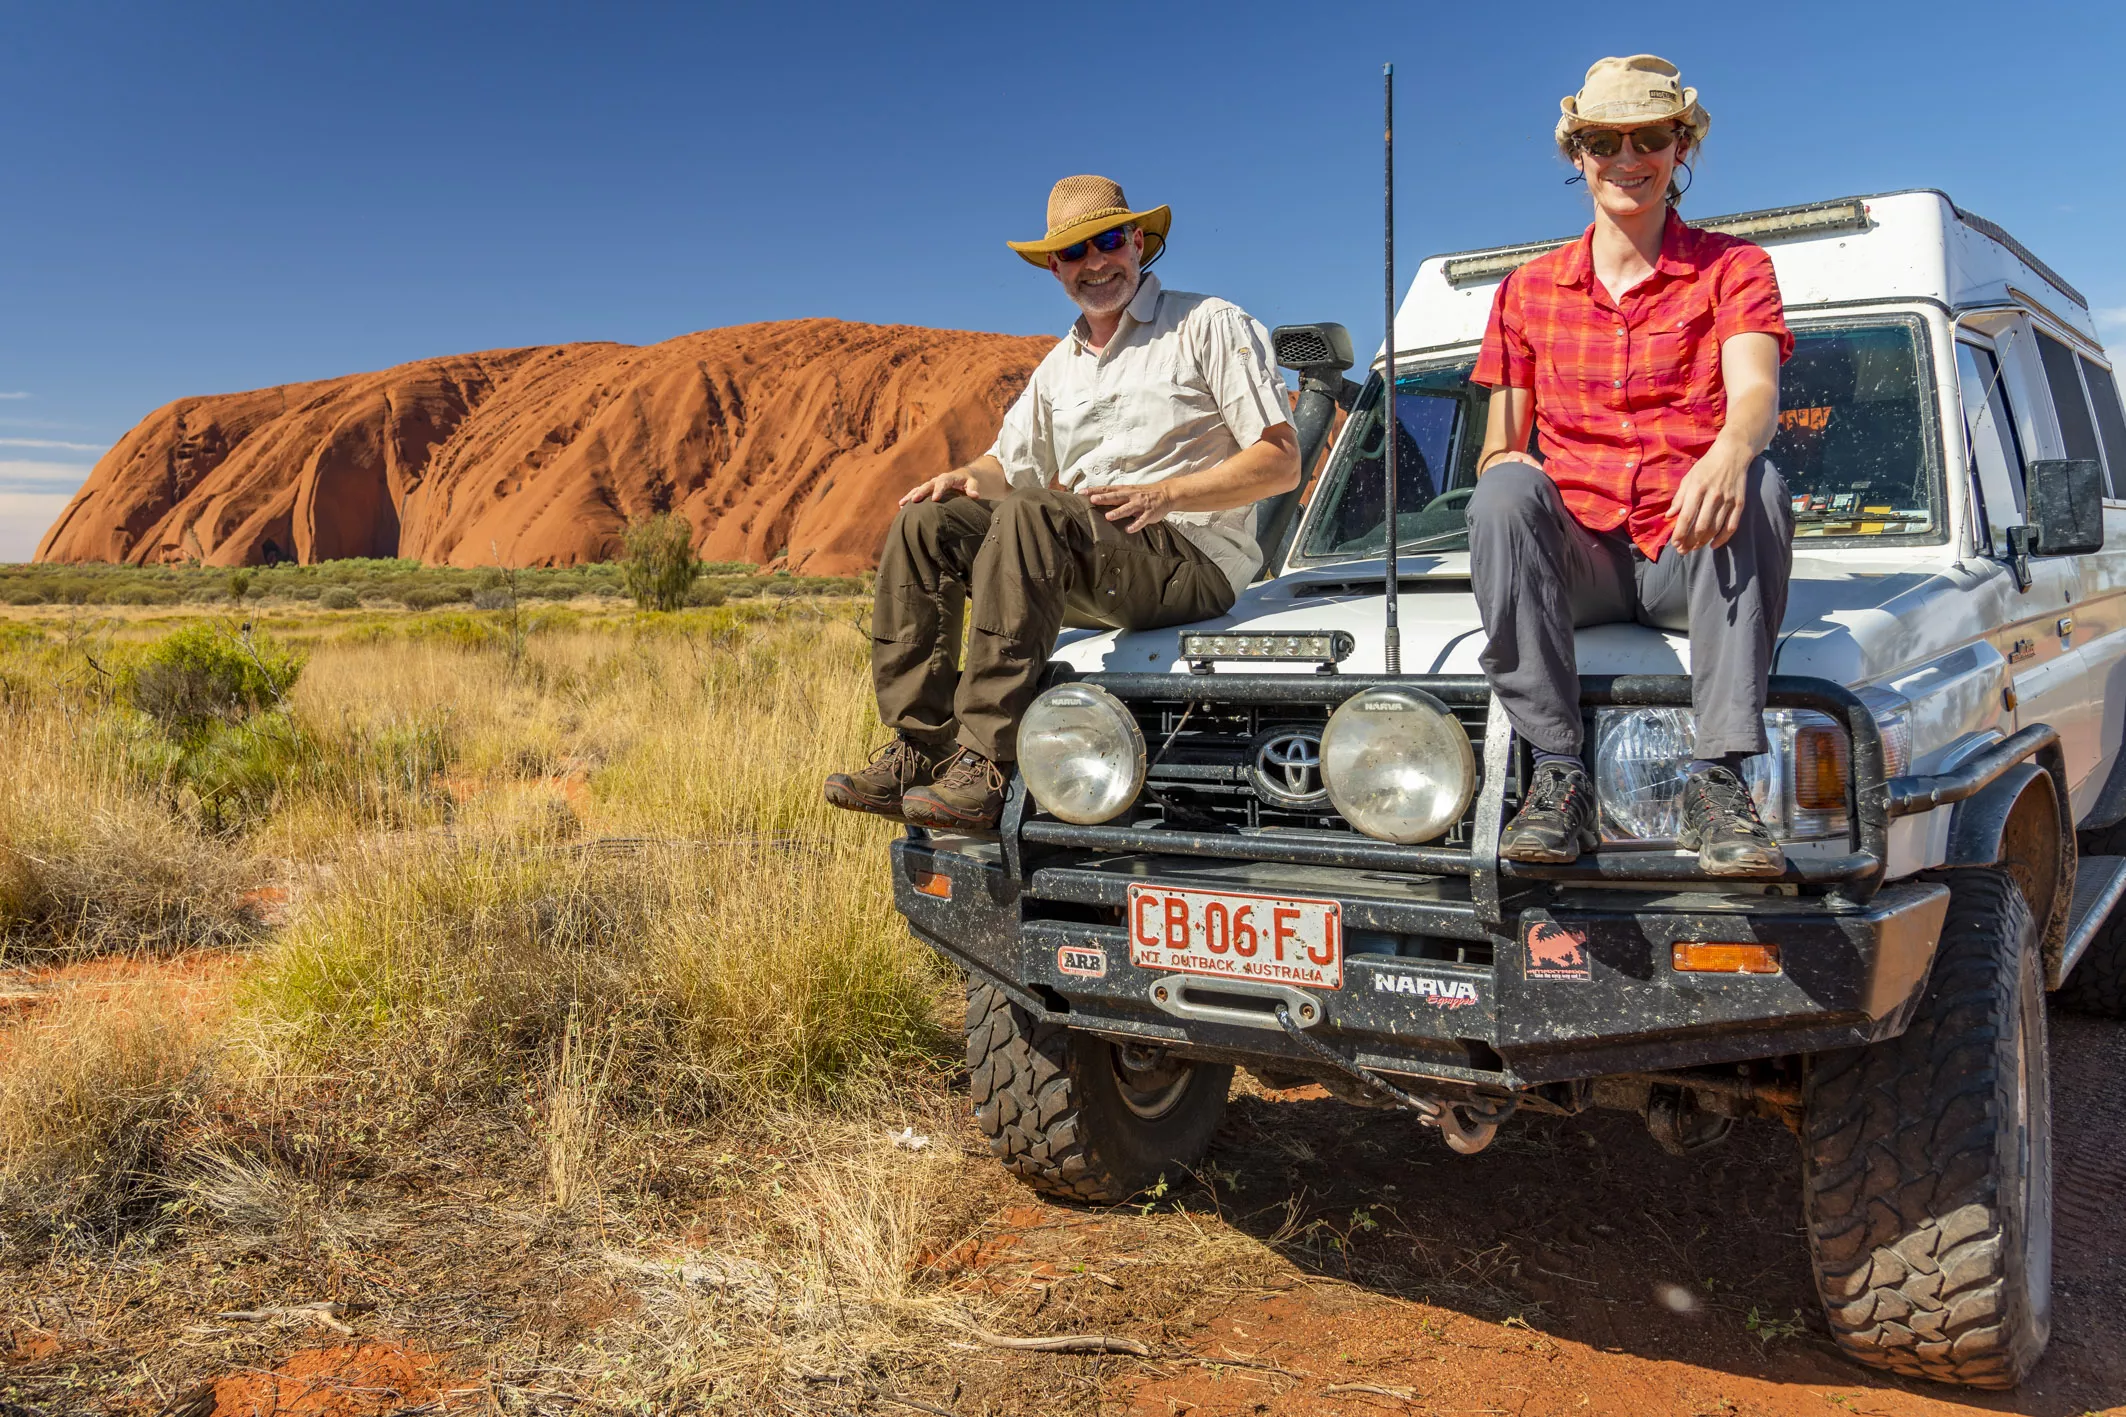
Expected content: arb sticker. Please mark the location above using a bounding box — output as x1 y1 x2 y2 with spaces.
1372 972 1479 1008
1056 945 1107 979
1526 921 1591 982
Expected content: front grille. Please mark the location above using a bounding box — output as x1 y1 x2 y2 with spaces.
1112 695 1498 844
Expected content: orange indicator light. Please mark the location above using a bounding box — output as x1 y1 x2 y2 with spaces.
912 872 952 900
1672 941 1781 975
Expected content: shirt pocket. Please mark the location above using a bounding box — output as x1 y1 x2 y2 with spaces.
1639 292 1717 406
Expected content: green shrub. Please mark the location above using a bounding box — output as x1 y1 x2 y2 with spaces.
400 585 471 611
319 586 360 611
118 624 305 741
685 580 727 608
227 570 253 603
621 513 700 612
699 560 755 576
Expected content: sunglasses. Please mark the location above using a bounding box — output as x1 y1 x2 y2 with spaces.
1574 125 1681 159
1054 226 1133 263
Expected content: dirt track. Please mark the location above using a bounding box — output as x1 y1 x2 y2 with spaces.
1004 1006 2126 1416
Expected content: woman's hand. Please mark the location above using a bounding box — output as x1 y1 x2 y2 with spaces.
1087 480 1176 533
1667 443 1752 552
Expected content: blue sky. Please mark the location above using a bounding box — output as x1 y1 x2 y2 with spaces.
2 0 2121 560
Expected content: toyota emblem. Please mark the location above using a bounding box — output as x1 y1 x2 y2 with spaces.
1248 727 1330 809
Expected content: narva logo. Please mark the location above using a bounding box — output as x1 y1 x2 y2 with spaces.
1374 973 1480 1007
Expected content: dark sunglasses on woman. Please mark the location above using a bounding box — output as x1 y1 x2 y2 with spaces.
1054 226 1132 263
1575 125 1680 159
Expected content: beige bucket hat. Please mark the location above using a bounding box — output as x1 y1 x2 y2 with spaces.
1006 174 1170 269
1554 54 1710 152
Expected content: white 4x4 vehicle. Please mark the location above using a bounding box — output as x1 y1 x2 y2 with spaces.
891 191 2126 1388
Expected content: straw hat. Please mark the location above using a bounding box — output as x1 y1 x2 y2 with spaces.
1554 55 1710 153
1006 175 1170 269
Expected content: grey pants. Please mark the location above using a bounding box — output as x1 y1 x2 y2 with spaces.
1466 458 1793 759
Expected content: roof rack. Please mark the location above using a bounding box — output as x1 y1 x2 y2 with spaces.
1442 198 1869 285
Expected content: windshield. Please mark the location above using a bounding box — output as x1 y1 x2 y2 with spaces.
1293 318 1940 564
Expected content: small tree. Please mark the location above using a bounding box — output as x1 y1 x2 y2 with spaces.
621 513 700 612
228 569 253 603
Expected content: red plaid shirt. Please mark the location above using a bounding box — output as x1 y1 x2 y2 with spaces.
1473 210 1792 558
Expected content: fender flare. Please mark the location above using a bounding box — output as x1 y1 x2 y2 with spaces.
1938 744 2075 983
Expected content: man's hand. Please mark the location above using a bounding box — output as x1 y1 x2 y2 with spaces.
1087 480 1175 533
899 470 980 506
1666 443 1753 553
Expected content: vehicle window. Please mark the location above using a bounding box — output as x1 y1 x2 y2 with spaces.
2036 331 2104 465
1296 319 1940 564
2079 356 2126 497
1956 343 2026 556
1298 364 1489 559
1776 322 1937 538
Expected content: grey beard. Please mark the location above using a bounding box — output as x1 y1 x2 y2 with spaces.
1071 269 1139 318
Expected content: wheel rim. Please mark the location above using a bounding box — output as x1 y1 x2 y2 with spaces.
2017 949 2055 1336
1110 1046 1195 1121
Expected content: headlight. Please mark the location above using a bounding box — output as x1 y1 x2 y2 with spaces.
1592 693 1911 843
1018 683 1146 824
1320 687 1475 843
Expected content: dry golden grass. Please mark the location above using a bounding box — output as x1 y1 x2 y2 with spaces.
0 975 216 1246
0 598 1041 1412
0 704 264 961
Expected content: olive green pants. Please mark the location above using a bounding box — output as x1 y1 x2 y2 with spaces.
871 486 1236 763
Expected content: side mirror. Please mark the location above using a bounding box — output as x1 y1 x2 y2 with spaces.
2026 458 2105 556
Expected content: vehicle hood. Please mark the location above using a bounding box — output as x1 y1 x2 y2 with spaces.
1051 549 2000 687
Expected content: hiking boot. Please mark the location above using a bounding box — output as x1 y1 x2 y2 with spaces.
902 746 1008 831
824 736 945 819
1499 760 1599 864
1679 766 1786 877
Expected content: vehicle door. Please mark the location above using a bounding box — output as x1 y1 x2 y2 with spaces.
1956 322 2099 800
2028 325 2126 819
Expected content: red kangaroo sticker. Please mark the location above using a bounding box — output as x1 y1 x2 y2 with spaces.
1526 921 1592 982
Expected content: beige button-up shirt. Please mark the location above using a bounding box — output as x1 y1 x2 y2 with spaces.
987 274 1292 595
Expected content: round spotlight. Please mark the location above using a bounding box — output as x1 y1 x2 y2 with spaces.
1320 687 1475 843
1018 683 1146 825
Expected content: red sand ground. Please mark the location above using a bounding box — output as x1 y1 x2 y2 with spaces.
207 1341 446 1416
35 320 1052 575
5 954 2119 1415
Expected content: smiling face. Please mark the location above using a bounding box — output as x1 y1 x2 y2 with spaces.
1049 225 1144 319
1574 124 1687 222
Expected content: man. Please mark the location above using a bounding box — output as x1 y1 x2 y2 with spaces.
825 175 1300 830
1467 56 1794 875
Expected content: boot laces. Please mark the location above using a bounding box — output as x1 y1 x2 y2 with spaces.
868 736 933 785
1523 761 1587 815
936 747 1004 794
1686 769 1770 836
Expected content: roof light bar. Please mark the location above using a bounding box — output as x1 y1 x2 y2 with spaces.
1443 199 1873 286
1181 630 1355 676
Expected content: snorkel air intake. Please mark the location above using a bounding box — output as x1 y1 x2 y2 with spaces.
1259 322 1360 575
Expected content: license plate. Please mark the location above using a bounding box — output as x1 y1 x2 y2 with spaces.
1126 884 1343 989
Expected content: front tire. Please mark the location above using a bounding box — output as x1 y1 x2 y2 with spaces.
965 980 1231 1203
1800 869 2053 1388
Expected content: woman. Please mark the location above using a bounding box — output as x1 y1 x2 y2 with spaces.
1467 54 1795 874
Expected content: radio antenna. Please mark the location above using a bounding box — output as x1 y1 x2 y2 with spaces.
1382 61 1402 674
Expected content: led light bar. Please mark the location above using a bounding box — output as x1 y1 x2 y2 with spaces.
1181 630 1355 675
1444 199 1872 286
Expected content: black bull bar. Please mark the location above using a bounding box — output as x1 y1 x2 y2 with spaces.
1001 671 2060 916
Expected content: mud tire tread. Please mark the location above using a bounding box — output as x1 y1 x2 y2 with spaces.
965 979 1228 1204
1801 868 2050 1390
